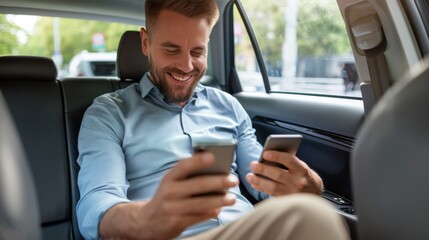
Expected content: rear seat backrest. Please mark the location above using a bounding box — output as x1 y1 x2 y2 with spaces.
0 56 74 239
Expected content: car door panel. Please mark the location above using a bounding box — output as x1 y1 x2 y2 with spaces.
234 91 364 202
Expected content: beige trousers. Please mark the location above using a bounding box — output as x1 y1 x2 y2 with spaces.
185 193 350 240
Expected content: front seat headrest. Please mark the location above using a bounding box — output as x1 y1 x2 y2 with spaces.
116 30 150 82
0 91 42 240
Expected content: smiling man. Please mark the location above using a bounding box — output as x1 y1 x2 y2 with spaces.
76 0 350 239
142 9 209 107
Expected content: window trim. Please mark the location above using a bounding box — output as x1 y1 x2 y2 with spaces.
229 0 363 99
401 0 429 57
233 0 271 93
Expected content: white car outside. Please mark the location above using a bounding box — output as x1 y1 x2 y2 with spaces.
67 51 117 77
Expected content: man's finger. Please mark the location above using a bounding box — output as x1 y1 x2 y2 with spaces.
261 150 305 172
246 173 295 196
250 161 291 184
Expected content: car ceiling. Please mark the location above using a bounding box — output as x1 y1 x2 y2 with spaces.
0 0 146 25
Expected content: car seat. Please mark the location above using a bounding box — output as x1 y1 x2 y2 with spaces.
116 30 150 82
351 57 429 239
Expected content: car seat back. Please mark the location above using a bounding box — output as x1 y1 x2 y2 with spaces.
0 56 74 239
352 57 429 239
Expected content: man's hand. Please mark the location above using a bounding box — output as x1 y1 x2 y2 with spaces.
246 150 323 196
144 152 238 239
99 152 238 240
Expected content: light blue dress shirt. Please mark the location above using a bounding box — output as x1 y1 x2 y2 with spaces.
76 73 268 239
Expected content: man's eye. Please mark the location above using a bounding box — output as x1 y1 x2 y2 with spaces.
165 49 179 54
191 50 204 57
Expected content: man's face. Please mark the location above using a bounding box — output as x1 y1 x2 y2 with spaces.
140 10 211 106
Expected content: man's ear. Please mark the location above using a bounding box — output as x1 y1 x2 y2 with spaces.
140 27 150 56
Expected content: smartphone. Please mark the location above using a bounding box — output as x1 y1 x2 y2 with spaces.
189 139 237 177
259 134 303 170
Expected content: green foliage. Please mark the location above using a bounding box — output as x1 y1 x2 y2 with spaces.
18 17 53 57
239 0 286 69
236 0 351 68
297 0 351 57
17 17 139 65
0 15 20 55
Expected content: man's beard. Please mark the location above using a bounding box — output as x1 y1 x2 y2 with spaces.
149 61 205 105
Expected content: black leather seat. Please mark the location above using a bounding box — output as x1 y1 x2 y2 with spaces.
0 56 75 239
0 90 42 240
352 58 429 239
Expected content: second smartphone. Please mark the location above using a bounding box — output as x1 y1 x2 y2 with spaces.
259 134 303 170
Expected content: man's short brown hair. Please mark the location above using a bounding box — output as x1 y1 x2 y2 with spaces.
145 0 219 34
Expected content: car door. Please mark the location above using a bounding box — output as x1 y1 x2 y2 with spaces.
211 0 426 239
214 0 364 230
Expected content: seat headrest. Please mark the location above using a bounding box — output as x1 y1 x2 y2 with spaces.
0 56 57 81
117 30 150 82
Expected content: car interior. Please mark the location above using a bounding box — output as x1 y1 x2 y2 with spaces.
1 0 429 239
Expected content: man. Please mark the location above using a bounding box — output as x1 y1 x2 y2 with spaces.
76 0 350 239
341 63 359 93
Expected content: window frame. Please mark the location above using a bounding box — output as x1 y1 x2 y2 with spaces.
226 0 362 99
232 0 271 93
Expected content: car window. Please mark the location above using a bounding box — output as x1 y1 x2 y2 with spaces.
233 0 361 98
1 14 138 78
2 14 217 79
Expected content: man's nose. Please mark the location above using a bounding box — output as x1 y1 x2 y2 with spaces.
176 53 193 73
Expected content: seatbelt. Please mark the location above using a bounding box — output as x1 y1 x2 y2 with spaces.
351 14 391 114
364 40 391 102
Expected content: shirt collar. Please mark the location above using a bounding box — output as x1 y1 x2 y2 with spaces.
139 73 158 98
138 72 206 103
